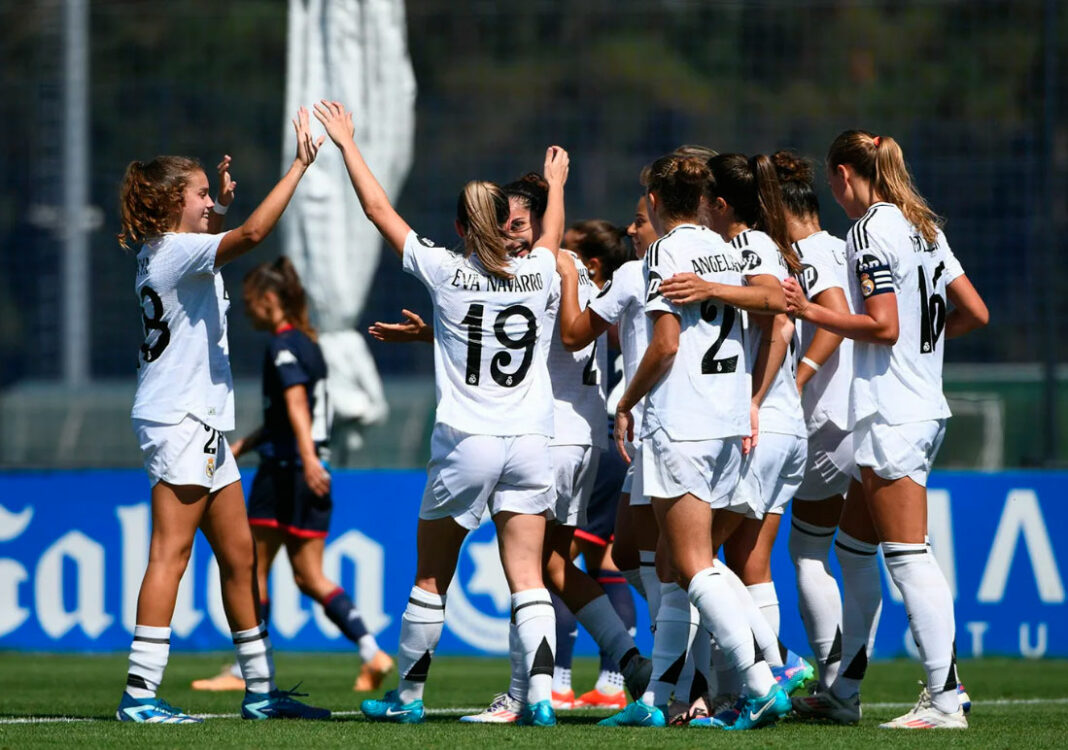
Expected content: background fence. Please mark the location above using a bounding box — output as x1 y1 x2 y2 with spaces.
0 0 1065 468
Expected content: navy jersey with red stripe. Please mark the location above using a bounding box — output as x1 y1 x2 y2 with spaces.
258 326 330 462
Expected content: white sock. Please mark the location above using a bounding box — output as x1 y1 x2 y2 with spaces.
575 594 636 667
512 588 555 705
397 586 445 704
553 666 571 693
688 566 776 697
642 582 696 706
687 628 712 702
638 550 661 627
594 669 624 694
358 634 381 663
620 568 646 600
719 565 783 668
233 622 275 694
710 635 741 696
832 531 882 700
883 542 958 713
746 582 780 635
509 622 528 702
789 517 843 690
126 625 170 699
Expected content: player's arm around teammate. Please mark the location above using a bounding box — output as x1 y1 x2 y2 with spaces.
116 109 327 723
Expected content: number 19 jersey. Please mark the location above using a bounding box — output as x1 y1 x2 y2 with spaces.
403 230 556 437
847 203 965 426
131 232 234 430
642 224 750 441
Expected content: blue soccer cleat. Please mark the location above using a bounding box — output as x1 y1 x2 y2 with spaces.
772 650 816 695
116 692 202 723
719 684 792 730
241 684 330 720
516 699 557 727
597 699 666 727
361 689 425 724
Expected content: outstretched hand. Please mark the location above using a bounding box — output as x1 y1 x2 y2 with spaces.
544 146 570 187
369 309 432 343
313 100 356 148
215 155 236 208
293 106 325 167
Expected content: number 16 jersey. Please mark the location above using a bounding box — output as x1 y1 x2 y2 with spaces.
403 229 556 437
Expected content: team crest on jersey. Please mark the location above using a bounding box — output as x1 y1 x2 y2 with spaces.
205 457 215 479
443 517 512 653
856 253 892 298
741 250 761 271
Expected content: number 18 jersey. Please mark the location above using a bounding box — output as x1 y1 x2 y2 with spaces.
642 224 750 441
847 203 965 426
403 230 556 437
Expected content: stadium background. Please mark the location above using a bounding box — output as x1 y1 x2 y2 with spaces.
0 0 1064 661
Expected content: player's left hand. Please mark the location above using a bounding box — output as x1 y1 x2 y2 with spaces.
216 155 236 208
305 459 331 498
742 401 759 455
782 277 809 317
661 273 715 304
614 407 634 463
369 309 431 343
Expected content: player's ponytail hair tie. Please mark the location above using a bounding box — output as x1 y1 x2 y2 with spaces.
872 135 881 147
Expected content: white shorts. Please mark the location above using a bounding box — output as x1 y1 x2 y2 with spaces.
621 441 650 507
551 445 601 527
641 428 743 508
795 423 855 501
420 423 555 530
852 415 946 487
134 415 241 491
733 432 807 519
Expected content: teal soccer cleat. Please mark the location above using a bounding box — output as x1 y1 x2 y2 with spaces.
116 692 202 724
516 699 557 726
718 685 792 730
597 699 666 727
241 685 330 720
361 689 425 724
772 650 816 695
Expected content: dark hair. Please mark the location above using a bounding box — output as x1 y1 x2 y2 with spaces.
639 144 717 189
771 150 820 219
243 256 316 341
455 180 512 279
566 220 628 278
827 129 942 243
118 156 203 249
645 154 709 223
707 153 800 273
503 172 549 219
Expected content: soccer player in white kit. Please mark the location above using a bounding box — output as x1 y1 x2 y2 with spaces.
116 110 330 723
784 131 988 729
601 154 791 731
314 100 568 727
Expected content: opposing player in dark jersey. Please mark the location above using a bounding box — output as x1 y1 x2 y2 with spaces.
192 256 393 694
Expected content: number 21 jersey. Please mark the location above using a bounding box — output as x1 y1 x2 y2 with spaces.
403 230 555 437
131 232 234 430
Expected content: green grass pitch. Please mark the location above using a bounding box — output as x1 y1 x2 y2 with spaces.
1 653 1066 748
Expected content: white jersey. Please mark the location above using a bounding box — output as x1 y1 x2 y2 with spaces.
733 229 807 438
588 259 648 432
545 251 608 449
643 224 750 441
794 231 853 432
847 203 964 426
131 232 234 430
403 230 556 436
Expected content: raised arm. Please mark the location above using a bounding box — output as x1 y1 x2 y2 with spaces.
556 254 611 350
207 155 235 235
215 108 323 268
784 276 898 345
532 146 569 257
945 275 989 338
660 272 787 314
315 100 411 257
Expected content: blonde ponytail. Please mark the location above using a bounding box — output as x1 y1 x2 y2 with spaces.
456 181 512 279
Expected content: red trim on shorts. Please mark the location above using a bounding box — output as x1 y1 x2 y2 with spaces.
573 528 608 547
248 518 328 539
597 576 628 585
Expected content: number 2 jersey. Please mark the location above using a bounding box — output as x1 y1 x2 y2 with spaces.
402 230 556 437
642 224 750 441
131 232 234 430
847 202 965 426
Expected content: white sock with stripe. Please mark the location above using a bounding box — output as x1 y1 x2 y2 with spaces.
126 625 170 699
233 622 275 694
397 586 446 704
512 588 556 705
831 531 882 699
642 582 696 706
789 517 843 690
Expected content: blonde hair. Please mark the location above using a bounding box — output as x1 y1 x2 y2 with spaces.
456 180 512 279
117 156 202 250
827 130 942 243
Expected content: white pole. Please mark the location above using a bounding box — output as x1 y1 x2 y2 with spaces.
62 0 89 386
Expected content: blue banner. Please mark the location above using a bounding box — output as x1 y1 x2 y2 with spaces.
0 470 1063 658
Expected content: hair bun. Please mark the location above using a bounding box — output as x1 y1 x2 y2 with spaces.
771 150 814 184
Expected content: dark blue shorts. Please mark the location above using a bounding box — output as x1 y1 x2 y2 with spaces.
576 444 627 546
247 461 332 538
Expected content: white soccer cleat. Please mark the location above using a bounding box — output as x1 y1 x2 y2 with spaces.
458 692 522 723
879 684 968 729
